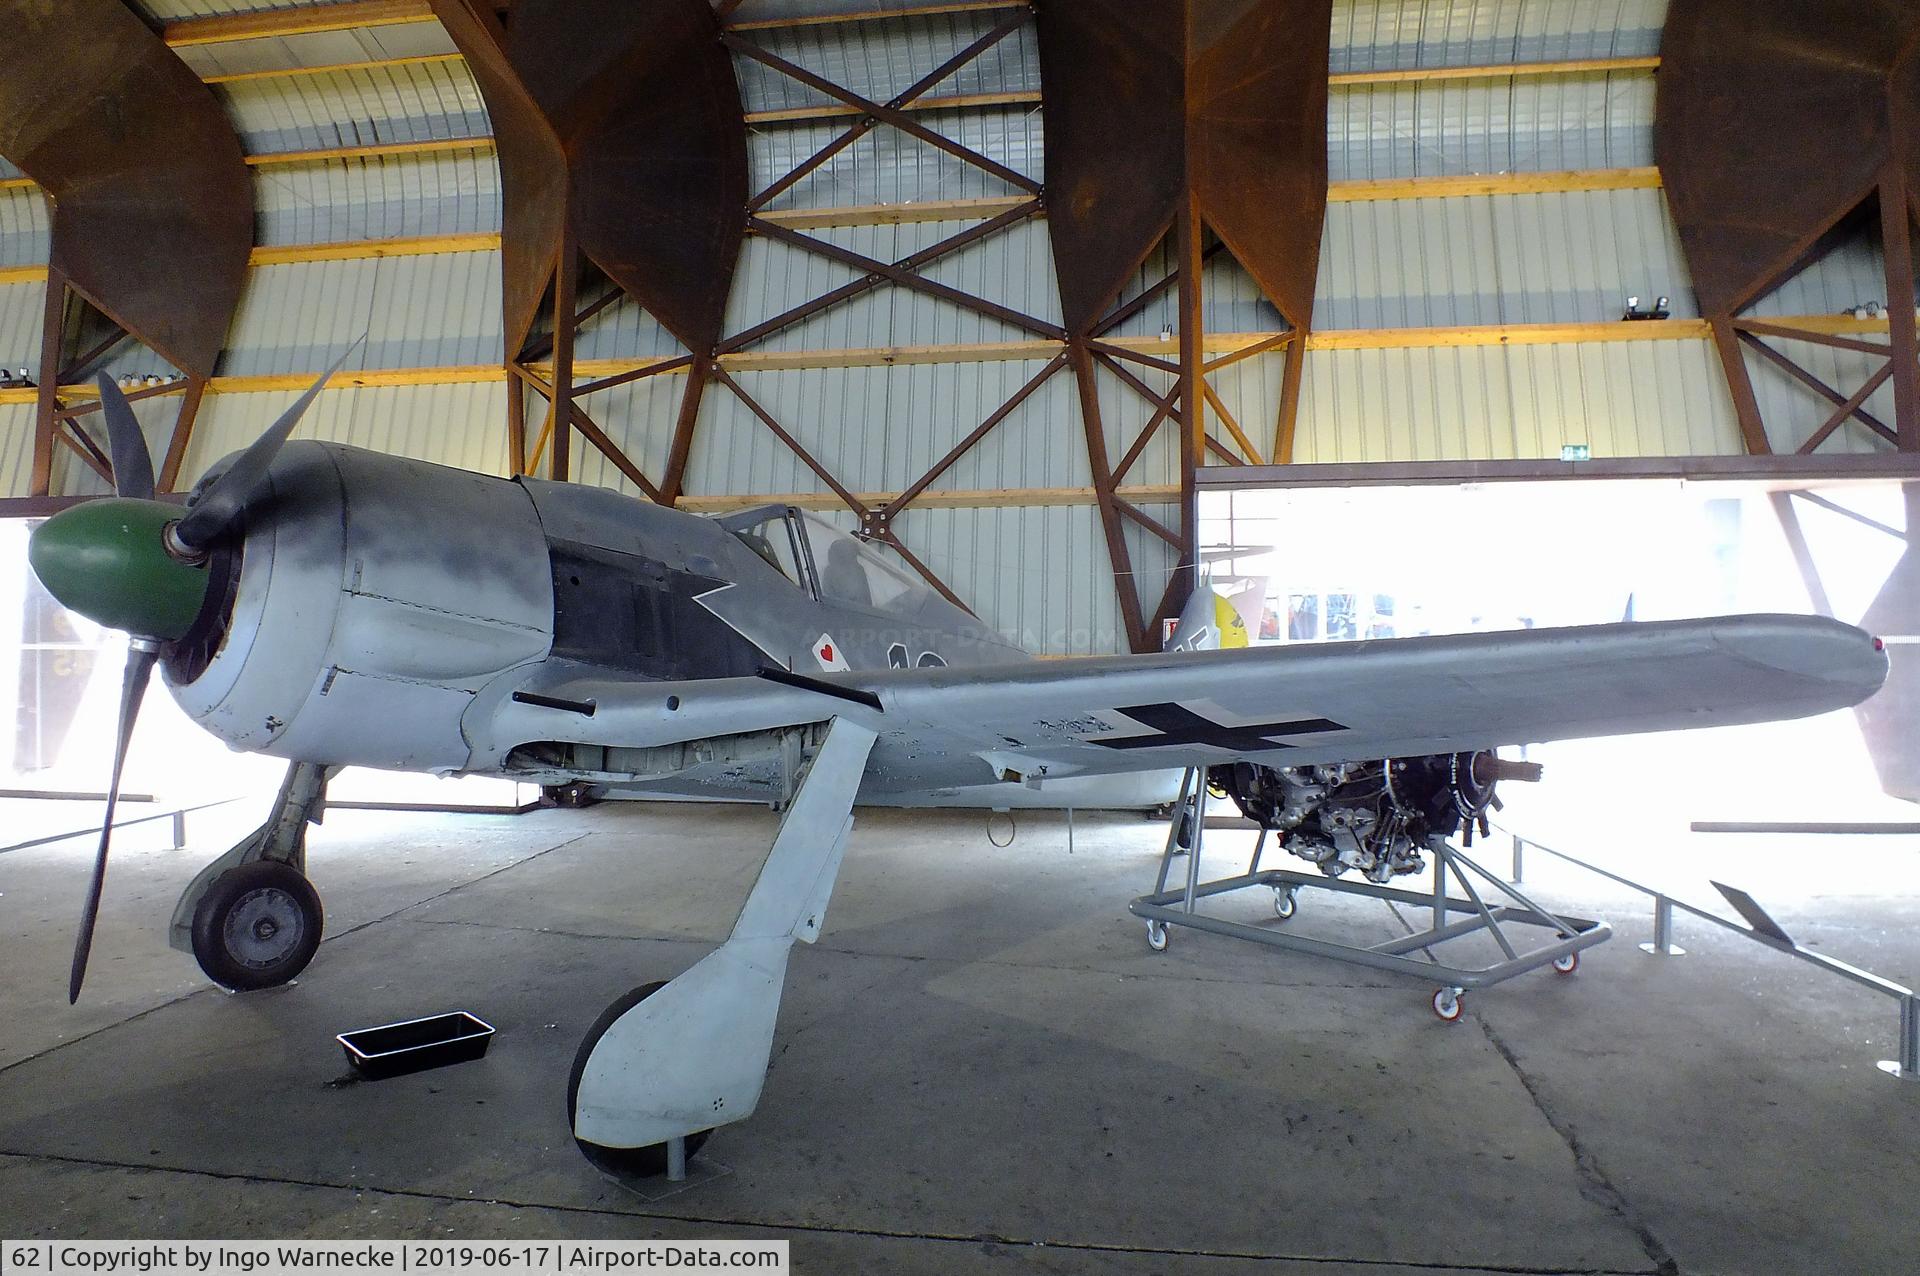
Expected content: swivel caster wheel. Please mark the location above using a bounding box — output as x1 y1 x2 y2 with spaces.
1552 951 1579 975
569 982 712 1179
191 860 324 991
1431 986 1465 1023
1145 920 1169 952
1272 887 1298 920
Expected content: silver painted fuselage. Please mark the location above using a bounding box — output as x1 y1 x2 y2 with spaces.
163 442 1180 810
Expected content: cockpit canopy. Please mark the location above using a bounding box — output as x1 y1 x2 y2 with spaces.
721 506 933 618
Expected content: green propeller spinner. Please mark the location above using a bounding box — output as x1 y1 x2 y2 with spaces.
28 498 211 640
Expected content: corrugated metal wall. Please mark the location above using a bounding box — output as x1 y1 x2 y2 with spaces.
1 0 1904 653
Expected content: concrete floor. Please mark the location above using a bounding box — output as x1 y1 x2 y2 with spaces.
1 797 1917 1274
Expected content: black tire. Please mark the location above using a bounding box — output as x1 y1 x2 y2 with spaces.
190 860 324 991
567 981 712 1178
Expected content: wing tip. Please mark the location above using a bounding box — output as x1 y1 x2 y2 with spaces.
1710 613 1888 706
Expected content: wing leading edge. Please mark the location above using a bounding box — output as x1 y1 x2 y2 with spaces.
471 614 1886 795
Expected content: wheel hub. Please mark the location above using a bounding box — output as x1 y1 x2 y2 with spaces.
223 886 304 969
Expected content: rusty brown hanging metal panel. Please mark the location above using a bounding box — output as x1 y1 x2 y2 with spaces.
0 0 251 379
1657 0 1920 319
1034 0 1186 339
1188 0 1331 334
1038 0 1329 337
508 0 747 354
434 0 748 358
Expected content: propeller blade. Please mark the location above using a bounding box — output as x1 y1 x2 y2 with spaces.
68 642 160 1004
93 374 156 500
171 339 361 549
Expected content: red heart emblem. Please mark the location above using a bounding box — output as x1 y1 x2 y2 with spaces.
819 643 834 661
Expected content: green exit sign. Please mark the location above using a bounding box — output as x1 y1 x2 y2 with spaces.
1561 444 1591 461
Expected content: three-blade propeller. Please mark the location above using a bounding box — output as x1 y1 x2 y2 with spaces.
53 348 356 1002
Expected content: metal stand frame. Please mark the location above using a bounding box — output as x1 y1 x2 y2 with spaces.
1128 769 1611 1011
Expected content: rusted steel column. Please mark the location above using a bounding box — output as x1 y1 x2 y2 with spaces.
1274 335 1306 464
1071 344 1146 651
549 246 578 483
657 359 711 505
29 271 65 496
1881 166 1920 451
1710 320 1774 455
157 380 209 493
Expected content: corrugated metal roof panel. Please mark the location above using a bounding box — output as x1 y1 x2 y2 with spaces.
750 107 1041 209
563 374 685 498
0 190 50 267
252 152 501 244
219 252 501 376
0 283 45 372
0 404 32 499
215 58 488 155
906 216 1061 326
1747 224 1905 321
1748 338 1900 456
733 9 1038 116
721 228 881 352
1291 337 1744 463
133 0 303 18
1328 72 1654 180
891 503 1127 655
1329 0 1667 72
176 24 458 79
1316 186 1692 328
181 381 510 479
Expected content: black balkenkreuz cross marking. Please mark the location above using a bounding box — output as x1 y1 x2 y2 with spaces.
1090 703 1348 751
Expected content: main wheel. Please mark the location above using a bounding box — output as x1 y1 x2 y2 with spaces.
1145 920 1169 952
190 860 324 991
568 982 712 1178
1431 987 1464 1022
1272 887 1298 920
1552 951 1579 975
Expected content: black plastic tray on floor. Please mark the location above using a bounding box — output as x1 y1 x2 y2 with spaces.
337 1011 495 1080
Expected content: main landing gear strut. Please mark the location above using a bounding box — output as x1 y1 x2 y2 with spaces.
169 761 334 990
568 716 877 1183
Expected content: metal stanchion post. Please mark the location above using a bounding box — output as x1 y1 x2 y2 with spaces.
666 1135 688 1181
1639 894 1686 956
1878 994 1920 1079
1511 833 1524 883
171 809 186 850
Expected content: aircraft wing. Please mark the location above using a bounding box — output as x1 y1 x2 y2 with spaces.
474 614 1885 791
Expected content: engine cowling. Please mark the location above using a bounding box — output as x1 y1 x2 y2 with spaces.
165 442 554 772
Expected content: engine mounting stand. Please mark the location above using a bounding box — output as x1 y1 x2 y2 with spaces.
1128 768 1611 1001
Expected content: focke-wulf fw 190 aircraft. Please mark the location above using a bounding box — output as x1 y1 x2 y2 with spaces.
24 360 1890 1176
